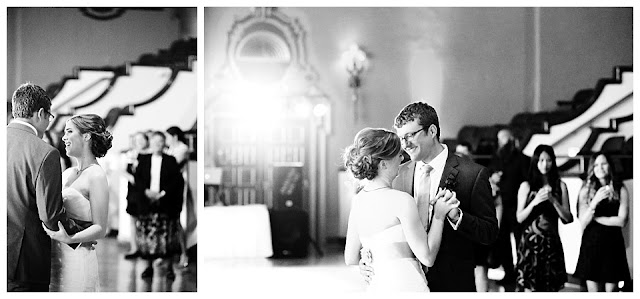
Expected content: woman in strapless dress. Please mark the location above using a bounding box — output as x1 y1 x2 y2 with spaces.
343 128 459 292
43 114 112 292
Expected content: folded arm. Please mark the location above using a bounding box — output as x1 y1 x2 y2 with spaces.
594 186 629 227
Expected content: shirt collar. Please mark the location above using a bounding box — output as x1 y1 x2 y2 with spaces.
11 119 38 136
417 144 448 172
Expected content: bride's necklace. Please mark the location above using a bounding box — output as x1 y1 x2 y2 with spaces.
76 163 97 175
362 185 390 192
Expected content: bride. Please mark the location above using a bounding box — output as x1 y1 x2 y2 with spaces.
343 128 459 291
43 114 113 291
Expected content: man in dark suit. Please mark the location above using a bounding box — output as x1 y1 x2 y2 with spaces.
6 83 82 291
360 102 499 291
488 128 530 289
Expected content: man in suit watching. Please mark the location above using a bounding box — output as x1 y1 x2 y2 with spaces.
7 83 82 291
360 102 499 291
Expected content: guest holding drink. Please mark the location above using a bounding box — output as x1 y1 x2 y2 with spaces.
515 144 573 291
573 152 630 292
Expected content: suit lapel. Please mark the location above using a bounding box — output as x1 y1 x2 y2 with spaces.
439 154 460 189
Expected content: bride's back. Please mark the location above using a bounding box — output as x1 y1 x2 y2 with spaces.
353 188 408 242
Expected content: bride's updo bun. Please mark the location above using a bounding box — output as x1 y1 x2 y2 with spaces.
68 114 113 158
343 128 402 180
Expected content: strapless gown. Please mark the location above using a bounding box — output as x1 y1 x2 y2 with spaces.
50 187 100 292
361 224 429 292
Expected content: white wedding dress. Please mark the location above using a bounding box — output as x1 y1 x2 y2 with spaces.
361 224 429 292
51 187 100 292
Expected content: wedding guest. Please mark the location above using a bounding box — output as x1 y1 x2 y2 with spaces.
515 144 573 291
123 132 150 259
360 102 499 292
166 126 189 168
134 131 184 280
489 128 529 289
165 126 191 267
455 141 473 161
456 143 503 292
573 152 630 292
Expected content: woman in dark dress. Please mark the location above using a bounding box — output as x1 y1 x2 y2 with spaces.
515 145 573 291
573 152 630 292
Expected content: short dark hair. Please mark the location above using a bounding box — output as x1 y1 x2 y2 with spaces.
394 102 440 140
68 114 113 158
11 83 51 118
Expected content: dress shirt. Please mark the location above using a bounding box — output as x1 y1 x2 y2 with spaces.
150 154 163 192
413 144 463 230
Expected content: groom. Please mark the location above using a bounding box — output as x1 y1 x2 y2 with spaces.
361 102 499 291
7 83 83 291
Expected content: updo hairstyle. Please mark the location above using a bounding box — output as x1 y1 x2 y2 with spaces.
343 128 402 180
68 114 113 158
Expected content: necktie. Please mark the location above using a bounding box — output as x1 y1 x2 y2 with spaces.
416 164 433 231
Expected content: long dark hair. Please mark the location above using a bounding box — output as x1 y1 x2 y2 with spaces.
527 144 560 195
166 126 187 144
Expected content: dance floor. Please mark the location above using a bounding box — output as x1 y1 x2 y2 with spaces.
50 236 197 292
202 242 582 294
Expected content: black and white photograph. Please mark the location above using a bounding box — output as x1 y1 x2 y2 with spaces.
1 1 636 296
202 6 633 293
5 7 197 292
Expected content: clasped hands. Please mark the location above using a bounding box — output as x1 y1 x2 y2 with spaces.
359 188 461 284
145 189 166 202
41 221 97 249
431 187 461 221
531 185 558 206
590 185 613 207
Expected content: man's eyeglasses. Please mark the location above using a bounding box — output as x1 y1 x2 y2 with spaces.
44 110 55 121
400 128 425 143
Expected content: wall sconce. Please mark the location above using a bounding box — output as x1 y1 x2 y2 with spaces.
341 44 369 121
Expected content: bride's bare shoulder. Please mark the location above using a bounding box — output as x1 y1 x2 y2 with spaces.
83 165 108 184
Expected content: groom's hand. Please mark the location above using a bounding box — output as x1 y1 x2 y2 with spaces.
79 241 98 250
42 221 73 244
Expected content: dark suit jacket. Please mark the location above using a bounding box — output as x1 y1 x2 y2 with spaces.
6 122 82 288
392 152 499 292
134 153 184 218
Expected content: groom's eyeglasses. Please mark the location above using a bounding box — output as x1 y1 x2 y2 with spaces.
44 110 55 121
400 128 425 143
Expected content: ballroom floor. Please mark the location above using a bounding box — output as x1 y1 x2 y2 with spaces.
50 236 197 292
202 241 584 293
